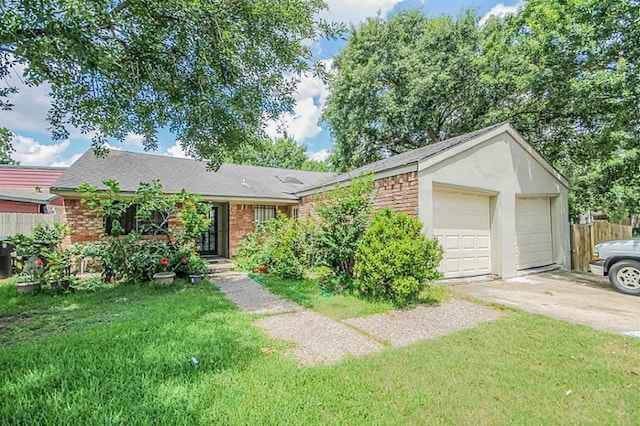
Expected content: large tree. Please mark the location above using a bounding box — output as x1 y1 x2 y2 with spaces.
323 1 640 220
482 0 640 220
225 136 331 171
0 0 335 168
322 10 488 171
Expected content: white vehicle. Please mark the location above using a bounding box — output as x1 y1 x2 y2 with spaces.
589 239 640 295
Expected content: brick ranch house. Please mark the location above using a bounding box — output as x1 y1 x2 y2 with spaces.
50 122 570 279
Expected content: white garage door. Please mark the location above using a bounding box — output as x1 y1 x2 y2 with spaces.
434 190 491 278
515 197 553 269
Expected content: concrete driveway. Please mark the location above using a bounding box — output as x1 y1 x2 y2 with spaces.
453 269 640 336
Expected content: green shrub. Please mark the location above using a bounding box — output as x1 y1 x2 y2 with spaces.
354 207 443 307
235 213 305 280
314 174 373 281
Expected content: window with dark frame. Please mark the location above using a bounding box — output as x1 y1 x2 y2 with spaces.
104 204 168 235
254 205 276 222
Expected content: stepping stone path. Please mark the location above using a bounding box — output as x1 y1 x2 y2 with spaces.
212 274 504 366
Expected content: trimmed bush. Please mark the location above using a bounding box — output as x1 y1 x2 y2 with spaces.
354 207 443 306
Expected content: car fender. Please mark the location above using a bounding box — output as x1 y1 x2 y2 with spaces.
604 255 640 275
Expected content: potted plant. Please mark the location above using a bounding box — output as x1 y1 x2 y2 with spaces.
15 257 45 294
186 254 208 285
153 257 176 287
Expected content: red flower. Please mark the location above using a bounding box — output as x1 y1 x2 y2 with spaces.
161 258 169 266
182 257 188 265
280 230 286 236
34 258 44 267
292 220 297 227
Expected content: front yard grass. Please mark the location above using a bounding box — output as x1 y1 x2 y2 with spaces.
1 279 639 424
250 273 395 319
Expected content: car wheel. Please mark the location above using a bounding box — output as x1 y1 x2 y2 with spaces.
608 260 640 295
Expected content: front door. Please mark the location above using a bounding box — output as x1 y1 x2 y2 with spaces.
198 206 218 255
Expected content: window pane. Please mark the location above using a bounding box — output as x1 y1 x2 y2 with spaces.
254 205 276 222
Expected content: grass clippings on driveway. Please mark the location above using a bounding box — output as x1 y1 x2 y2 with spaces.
1 279 639 425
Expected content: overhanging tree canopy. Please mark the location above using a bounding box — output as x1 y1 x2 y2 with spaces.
322 1 640 220
0 0 335 168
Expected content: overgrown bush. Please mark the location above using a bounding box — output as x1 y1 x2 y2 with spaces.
235 213 305 280
78 179 211 284
7 222 77 291
314 174 373 283
354 207 443 307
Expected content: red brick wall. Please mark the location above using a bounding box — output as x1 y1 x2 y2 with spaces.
228 204 295 255
371 171 418 216
298 171 419 219
63 199 103 243
229 204 255 255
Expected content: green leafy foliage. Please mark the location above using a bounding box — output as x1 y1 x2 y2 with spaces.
314 174 373 280
225 136 331 171
323 10 486 171
0 0 339 167
6 222 76 290
0 128 18 165
236 213 305 280
354 208 443 307
323 1 640 219
77 180 211 284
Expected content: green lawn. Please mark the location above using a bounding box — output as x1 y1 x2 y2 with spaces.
250 273 396 319
1 278 639 424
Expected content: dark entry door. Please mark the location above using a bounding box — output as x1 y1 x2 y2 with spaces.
198 206 218 255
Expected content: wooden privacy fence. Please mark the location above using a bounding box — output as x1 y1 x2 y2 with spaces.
0 213 64 237
571 222 632 272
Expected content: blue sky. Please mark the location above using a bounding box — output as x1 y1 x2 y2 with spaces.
1 0 520 167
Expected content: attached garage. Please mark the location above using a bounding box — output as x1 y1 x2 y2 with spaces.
434 190 492 278
515 197 553 270
297 122 570 279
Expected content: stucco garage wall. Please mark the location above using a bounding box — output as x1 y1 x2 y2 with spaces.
417 131 569 278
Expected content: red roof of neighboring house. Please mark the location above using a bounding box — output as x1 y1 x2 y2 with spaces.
0 165 67 188
0 166 67 211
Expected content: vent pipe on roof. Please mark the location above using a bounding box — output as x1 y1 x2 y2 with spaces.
241 178 250 188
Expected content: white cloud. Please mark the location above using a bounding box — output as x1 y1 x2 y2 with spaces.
123 132 145 147
102 142 124 151
478 2 520 26
321 0 405 24
51 153 83 167
265 59 332 143
165 141 188 158
308 149 330 162
10 133 74 166
0 62 53 135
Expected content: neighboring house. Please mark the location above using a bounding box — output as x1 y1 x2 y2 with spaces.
50 122 570 279
0 165 67 213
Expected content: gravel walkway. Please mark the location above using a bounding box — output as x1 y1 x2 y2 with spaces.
256 311 383 366
212 275 302 314
213 273 504 366
344 299 504 347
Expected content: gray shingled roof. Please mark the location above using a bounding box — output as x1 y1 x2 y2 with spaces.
296 122 509 193
51 150 338 201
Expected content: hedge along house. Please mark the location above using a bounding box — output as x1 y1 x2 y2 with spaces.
50 150 337 257
296 122 570 279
